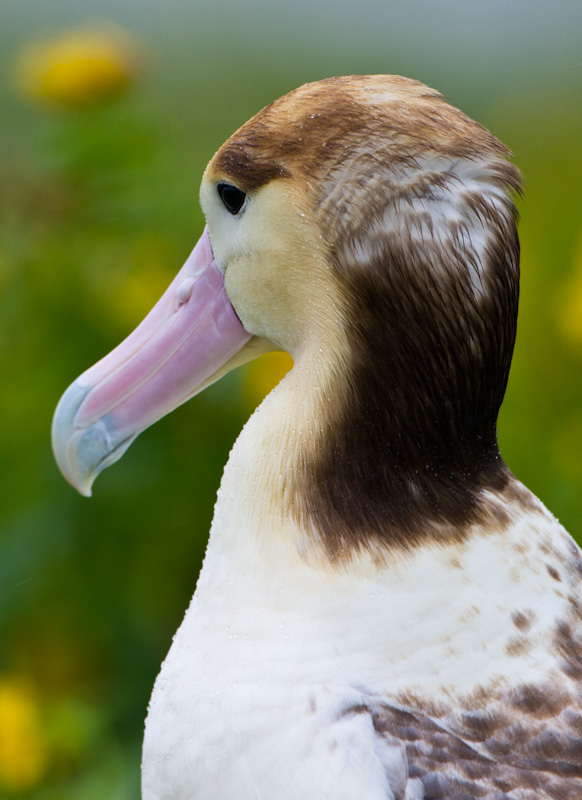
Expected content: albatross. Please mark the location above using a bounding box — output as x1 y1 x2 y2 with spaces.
52 75 582 799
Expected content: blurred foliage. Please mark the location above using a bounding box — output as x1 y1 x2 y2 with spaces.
0 18 581 800
0 24 293 799
13 26 142 109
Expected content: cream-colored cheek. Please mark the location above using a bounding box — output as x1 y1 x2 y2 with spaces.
224 251 301 351
205 178 343 353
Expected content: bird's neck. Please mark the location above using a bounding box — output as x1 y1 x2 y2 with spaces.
204 344 511 571
193 383 568 700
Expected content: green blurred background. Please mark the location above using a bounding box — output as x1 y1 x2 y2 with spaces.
1 0 581 796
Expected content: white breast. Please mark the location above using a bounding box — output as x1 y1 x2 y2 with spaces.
142 404 574 799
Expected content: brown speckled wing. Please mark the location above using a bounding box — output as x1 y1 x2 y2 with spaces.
362 672 582 799
362 541 582 799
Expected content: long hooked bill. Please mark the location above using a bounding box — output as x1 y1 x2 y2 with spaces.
52 227 251 496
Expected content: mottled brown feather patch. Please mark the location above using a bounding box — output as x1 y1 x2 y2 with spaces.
547 564 562 582
355 548 582 795
353 663 582 798
505 635 531 657
511 609 536 632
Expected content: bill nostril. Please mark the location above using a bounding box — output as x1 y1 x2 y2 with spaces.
176 277 195 306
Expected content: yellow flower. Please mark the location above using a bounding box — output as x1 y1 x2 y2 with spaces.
0 676 47 790
243 351 294 408
557 235 582 347
14 26 141 109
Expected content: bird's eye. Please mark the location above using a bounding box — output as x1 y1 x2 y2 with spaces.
217 183 247 215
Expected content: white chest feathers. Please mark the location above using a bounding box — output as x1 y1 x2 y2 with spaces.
142 472 580 800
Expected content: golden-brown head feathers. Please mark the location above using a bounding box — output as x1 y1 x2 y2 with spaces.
204 75 523 558
209 75 520 195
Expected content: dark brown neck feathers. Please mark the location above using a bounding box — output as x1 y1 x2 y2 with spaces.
302 161 522 558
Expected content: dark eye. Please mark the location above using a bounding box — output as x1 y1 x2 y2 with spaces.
217 182 247 215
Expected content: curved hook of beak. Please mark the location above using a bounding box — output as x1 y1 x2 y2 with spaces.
52 227 251 496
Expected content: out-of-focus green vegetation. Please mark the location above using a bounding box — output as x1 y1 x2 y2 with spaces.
0 25 293 798
0 15 581 800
